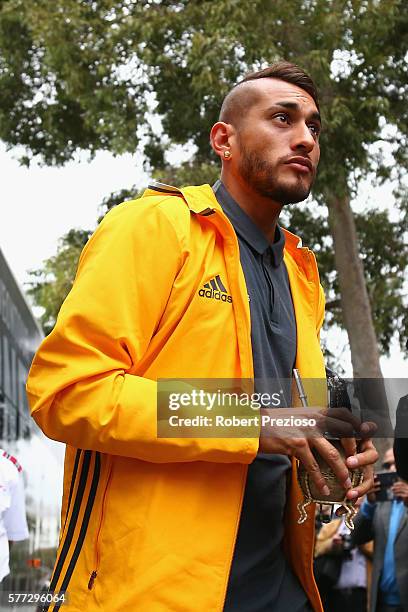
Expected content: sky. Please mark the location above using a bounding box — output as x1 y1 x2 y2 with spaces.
0 142 149 282
0 140 407 380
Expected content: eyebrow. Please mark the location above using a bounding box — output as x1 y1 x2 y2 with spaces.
266 101 321 125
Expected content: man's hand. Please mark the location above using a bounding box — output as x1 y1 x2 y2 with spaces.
343 438 378 501
259 407 351 496
392 480 408 505
259 407 378 500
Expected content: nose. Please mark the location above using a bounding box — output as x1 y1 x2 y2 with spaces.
290 122 316 153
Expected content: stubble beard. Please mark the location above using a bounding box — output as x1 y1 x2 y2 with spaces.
238 146 314 205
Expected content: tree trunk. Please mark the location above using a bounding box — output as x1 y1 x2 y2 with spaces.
327 192 382 378
327 192 391 458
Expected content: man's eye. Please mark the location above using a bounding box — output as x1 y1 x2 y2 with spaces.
308 124 321 136
274 113 289 123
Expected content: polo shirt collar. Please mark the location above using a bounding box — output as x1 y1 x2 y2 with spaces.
213 180 285 267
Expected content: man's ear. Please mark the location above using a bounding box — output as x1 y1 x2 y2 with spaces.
210 122 234 161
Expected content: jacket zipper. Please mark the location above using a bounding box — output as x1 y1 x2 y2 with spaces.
302 248 318 282
205 210 253 374
88 456 113 590
204 212 253 610
156 193 254 609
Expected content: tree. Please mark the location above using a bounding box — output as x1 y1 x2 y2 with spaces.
2 0 408 376
27 229 91 335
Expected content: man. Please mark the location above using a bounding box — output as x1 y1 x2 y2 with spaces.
353 448 408 612
314 498 373 612
26 61 377 612
0 449 29 583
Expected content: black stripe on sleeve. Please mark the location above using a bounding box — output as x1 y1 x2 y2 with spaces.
42 450 91 612
53 452 101 611
62 449 81 533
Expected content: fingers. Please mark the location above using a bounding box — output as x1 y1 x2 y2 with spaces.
316 407 377 441
334 468 375 507
340 437 357 458
323 416 355 438
292 438 331 496
368 475 381 495
359 421 378 439
342 440 377 501
337 442 379 503
392 482 408 494
311 437 351 489
345 484 367 500
324 407 362 436
345 465 374 500
345 439 378 470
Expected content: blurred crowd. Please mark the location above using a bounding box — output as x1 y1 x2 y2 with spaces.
1 440 407 612
314 447 408 612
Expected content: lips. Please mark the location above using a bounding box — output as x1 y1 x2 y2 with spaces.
284 157 313 173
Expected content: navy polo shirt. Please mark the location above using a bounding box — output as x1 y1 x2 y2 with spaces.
213 181 308 612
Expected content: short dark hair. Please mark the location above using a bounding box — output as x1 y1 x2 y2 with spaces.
219 60 320 124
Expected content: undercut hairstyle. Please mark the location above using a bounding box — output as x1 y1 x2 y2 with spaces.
219 60 320 126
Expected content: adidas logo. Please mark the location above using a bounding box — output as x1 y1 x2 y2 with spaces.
199 275 232 303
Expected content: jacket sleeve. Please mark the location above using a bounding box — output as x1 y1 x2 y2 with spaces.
26 201 258 464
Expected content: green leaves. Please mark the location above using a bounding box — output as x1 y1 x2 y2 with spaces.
282 199 408 357
26 229 91 334
4 0 407 363
1 0 406 178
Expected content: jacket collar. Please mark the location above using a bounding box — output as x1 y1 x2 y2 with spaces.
212 179 285 266
180 183 313 262
145 181 311 263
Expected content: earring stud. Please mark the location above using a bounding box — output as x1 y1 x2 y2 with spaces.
224 151 231 159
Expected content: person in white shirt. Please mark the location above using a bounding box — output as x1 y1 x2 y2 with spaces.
314 498 373 612
0 449 29 582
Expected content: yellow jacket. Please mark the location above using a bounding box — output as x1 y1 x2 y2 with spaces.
26 183 326 611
